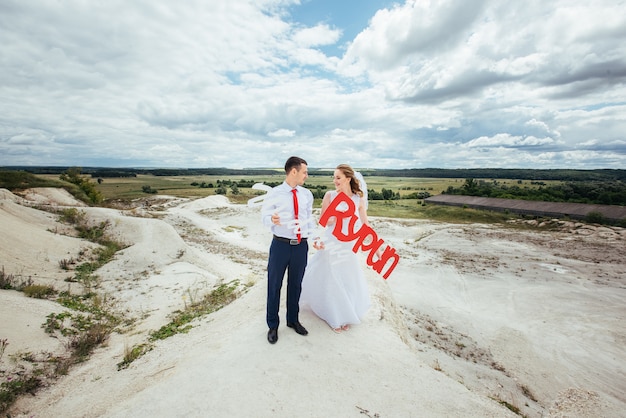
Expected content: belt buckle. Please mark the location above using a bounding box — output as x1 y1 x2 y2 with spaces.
289 239 299 245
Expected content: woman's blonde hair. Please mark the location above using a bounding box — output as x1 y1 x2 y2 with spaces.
336 164 363 197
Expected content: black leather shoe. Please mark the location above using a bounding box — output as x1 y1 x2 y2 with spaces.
287 321 308 336
267 328 278 344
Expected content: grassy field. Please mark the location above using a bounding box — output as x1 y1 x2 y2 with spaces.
37 173 454 200
33 172 560 197
85 174 460 201
30 173 558 224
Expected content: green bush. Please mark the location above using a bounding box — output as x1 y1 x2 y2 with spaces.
22 284 56 299
585 211 606 224
59 167 103 204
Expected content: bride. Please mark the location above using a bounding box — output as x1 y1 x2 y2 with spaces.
299 164 371 333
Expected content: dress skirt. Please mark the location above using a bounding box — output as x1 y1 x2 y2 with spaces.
299 227 371 329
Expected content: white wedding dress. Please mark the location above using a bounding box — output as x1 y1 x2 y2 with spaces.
300 191 371 329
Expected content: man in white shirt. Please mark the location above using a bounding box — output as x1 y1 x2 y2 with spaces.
262 156 314 344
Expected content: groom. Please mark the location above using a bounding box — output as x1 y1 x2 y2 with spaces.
261 156 314 344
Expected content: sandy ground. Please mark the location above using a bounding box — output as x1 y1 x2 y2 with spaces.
1 187 625 417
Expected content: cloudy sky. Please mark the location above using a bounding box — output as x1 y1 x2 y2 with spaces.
1 0 625 169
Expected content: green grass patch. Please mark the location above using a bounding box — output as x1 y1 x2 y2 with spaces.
22 284 56 299
150 281 239 341
0 170 68 190
117 343 153 370
118 281 241 370
0 375 42 413
367 200 518 223
0 203 128 414
87 173 465 204
55 209 127 285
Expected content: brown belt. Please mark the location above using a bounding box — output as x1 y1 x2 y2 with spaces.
273 235 307 245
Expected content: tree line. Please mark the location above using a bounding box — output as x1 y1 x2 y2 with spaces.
4 166 625 182
445 178 626 206
193 179 406 201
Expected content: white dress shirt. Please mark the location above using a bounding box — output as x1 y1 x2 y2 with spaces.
262 181 314 239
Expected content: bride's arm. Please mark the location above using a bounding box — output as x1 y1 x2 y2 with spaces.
312 191 334 250
320 191 333 223
358 197 369 226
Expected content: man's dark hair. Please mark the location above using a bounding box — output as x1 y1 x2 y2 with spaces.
284 156 307 173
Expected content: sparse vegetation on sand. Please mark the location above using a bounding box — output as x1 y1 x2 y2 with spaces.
1 170 624 416
117 280 241 370
0 208 126 414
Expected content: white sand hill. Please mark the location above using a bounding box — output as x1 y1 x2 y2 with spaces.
1 187 625 417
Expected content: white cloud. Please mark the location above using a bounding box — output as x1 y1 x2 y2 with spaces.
293 24 341 47
268 129 296 138
0 0 625 169
466 134 556 148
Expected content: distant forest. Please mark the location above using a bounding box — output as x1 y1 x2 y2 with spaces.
4 166 626 182
444 178 626 206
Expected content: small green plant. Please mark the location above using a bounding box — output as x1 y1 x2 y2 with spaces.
58 207 85 224
54 357 73 376
117 343 153 370
75 220 108 242
43 311 73 335
0 374 43 413
0 267 15 289
59 258 75 270
66 323 110 361
22 284 56 299
0 267 33 291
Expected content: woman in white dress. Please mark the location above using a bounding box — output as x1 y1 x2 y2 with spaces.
300 164 371 333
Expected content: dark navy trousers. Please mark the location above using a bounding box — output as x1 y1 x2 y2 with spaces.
266 238 308 329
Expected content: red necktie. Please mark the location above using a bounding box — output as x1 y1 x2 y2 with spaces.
291 188 301 243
